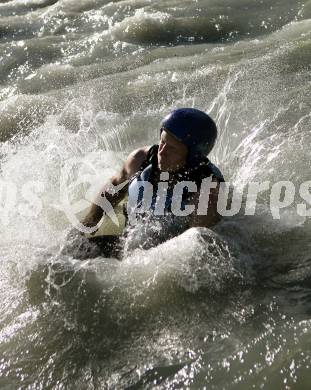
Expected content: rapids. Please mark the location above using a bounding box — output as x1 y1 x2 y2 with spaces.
0 0 311 388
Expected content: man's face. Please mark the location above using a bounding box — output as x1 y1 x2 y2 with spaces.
158 130 188 172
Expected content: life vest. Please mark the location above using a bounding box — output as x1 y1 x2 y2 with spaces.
127 144 224 219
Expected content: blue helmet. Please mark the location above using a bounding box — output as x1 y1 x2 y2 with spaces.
161 108 217 162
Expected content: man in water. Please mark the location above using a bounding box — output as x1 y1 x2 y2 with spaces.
81 108 224 253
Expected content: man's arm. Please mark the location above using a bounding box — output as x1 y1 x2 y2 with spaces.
189 177 222 228
82 146 150 228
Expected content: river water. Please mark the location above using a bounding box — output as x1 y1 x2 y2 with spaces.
0 0 311 388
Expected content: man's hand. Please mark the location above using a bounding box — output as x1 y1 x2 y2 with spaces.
189 177 222 229
81 213 100 235
81 146 150 232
